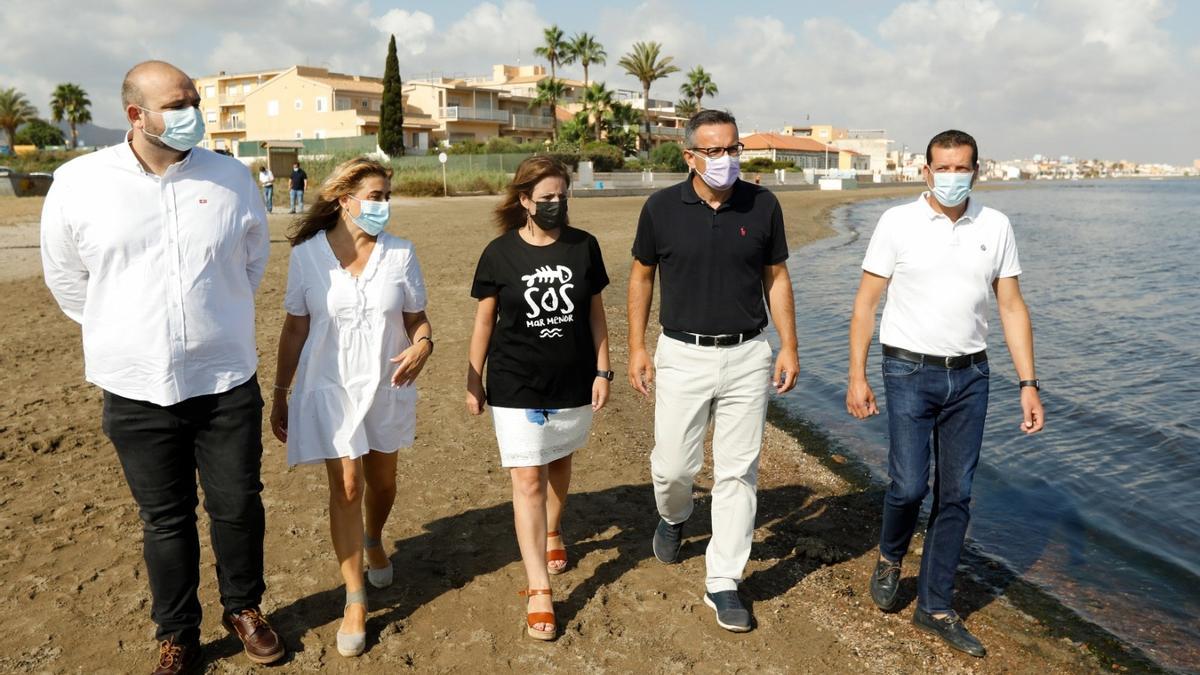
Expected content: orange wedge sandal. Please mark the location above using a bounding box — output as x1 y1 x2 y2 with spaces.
518 588 556 640
546 530 568 575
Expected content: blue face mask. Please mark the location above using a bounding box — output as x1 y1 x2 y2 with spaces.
139 106 205 152
348 195 389 236
930 171 974 207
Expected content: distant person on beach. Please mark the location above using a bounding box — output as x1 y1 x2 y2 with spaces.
465 155 612 641
270 157 432 658
289 161 308 213
846 129 1044 658
258 164 274 212
39 60 284 673
627 109 799 633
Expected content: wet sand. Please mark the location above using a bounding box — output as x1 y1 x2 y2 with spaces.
0 188 1154 673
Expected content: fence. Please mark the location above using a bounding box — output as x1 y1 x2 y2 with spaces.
236 135 380 158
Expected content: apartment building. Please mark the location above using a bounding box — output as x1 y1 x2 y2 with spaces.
195 65 437 154
194 68 284 152
193 62 687 157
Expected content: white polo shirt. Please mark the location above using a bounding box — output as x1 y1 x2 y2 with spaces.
862 193 1021 356
41 137 270 406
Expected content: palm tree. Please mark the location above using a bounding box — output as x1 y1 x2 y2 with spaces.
566 33 607 87
0 87 38 153
533 25 569 81
605 102 641 156
680 66 718 110
675 98 699 117
617 41 679 153
581 82 615 141
530 78 568 141
50 83 92 149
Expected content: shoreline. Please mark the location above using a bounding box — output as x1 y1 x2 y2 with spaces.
0 187 1168 673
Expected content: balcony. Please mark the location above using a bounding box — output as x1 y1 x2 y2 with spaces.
511 114 554 130
650 125 685 139
439 106 510 123
219 95 245 106
215 120 246 132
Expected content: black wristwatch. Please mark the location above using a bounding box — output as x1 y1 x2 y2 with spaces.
596 369 615 381
1019 379 1040 390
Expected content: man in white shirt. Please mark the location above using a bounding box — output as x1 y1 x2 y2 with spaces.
257 165 275 213
40 60 283 674
846 130 1044 658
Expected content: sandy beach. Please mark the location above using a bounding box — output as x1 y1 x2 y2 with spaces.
0 187 1154 673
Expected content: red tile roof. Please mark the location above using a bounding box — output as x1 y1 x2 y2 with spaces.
741 132 844 153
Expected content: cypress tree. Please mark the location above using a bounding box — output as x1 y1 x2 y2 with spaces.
379 34 405 156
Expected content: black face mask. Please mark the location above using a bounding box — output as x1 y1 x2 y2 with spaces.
531 199 568 230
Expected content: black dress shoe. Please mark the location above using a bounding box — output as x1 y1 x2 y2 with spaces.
912 608 987 657
704 591 752 632
869 558 902 611
652 517 685 564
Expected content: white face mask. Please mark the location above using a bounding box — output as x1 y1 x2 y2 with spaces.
697 153 741 191
138 106 205 152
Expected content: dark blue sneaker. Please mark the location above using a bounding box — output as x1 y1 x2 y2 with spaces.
703 591 752 632
652 518 684 564
912 608 986 657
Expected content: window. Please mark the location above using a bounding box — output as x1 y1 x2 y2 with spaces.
215 139 226 150
336 97 351 111
372 99 382 111
204 85 215 99
294 98 302 111
267 100 279 117
227 85 237 96
361 99 368 109
243 84 252 95
315 97 327 112
206 110 217 123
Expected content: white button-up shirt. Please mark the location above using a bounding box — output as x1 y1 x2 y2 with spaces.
41 138 270 406
862 193 1022 356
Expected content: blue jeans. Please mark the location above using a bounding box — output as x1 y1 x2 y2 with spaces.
878 353 989 613
289 189 303 212
102 376 266 642
262 184 273 212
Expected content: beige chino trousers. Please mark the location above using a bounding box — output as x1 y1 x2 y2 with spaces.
650 333 773 593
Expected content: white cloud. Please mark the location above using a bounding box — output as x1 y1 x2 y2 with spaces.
374 9 437 56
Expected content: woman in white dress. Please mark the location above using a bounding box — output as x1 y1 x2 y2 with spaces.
466 156 612 640
270 157 432 657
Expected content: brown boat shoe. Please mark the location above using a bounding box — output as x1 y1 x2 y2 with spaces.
222 607 285 665
151 636 200 675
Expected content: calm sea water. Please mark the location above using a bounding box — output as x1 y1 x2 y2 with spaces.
774 179 1200 672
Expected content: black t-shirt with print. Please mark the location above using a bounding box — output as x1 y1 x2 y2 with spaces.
471 226 609 409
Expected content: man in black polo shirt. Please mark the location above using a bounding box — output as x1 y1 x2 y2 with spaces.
627 109 799 632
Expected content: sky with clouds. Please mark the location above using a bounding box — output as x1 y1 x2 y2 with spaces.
2 0 1197 163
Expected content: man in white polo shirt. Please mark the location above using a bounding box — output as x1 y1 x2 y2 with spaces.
845 129 1044 657
41 60 283 673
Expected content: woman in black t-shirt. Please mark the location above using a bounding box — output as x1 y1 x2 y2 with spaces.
466 156 611 641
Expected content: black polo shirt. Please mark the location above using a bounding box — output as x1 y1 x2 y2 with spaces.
632 177 788 335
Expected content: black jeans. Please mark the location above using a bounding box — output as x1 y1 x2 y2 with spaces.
102 375 266 643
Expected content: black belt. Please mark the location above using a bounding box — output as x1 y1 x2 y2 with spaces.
664 328 761 347
883 345 986 369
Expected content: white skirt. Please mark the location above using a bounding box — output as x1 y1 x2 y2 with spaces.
491 404 593 467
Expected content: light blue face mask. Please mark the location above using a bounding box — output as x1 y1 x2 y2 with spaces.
348 195 390 236
139 106 206 152
930 171 974 207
